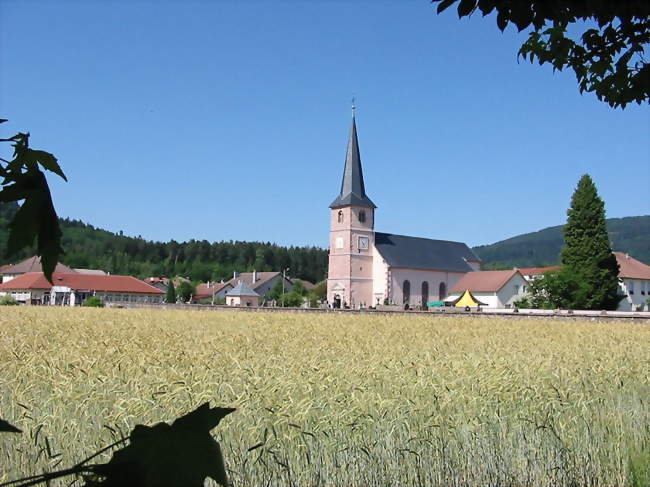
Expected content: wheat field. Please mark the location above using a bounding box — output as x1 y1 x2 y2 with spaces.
1 307 649 486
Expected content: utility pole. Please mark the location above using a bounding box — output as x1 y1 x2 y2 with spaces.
282 268 289 307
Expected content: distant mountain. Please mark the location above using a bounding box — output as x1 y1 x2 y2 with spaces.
473 216 650 268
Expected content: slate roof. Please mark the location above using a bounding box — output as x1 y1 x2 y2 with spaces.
614 252 650 279
0 272 164 294
330 115 376 209
0 256 76 275
450 270 523 293
224 272 285 291
225 280 260 297
374 232 481 273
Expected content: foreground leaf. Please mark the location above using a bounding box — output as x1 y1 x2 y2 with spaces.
91 403 236 487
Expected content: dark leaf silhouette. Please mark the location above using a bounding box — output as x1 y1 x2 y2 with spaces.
0 123 66 282
0 418 22 433
1 403 235 487
431 0 650 108
90 403 235 487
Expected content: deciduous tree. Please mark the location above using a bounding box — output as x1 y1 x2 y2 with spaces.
432 0 650 108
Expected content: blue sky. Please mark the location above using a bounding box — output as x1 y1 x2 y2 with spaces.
1 1 648 248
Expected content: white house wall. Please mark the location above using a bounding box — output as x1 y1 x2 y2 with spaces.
472 293 500 308
618 278 650 311
495 273 529 308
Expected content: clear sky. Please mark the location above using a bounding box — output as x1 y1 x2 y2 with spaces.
1 1 648 248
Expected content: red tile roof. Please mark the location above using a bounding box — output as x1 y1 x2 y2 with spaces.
614 252 650 279
0 273 164 294
0 256 76 275
193 282 232 300
516 266 561 276
450 270 523 293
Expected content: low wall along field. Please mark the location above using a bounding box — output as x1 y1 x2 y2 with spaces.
1 308 649 486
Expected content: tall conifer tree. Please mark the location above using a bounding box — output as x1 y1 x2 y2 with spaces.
561 174 620 310
165 281 177 304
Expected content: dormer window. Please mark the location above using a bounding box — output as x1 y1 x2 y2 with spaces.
359 210 366 223
337 210 343 223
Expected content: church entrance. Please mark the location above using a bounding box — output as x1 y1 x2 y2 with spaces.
333 294 341 309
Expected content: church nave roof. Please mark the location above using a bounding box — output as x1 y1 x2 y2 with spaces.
374 232 481 273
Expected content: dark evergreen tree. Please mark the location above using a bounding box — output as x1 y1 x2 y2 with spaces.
560 174 621 310
165 282 177 304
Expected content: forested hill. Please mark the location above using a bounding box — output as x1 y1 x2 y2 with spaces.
0 202 328 283
473 215 650 268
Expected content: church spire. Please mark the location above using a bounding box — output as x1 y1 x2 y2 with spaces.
330 111 376 209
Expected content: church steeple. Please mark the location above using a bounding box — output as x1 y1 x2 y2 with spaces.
330 113 376 209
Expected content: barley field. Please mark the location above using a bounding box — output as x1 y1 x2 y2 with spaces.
1 308 649 486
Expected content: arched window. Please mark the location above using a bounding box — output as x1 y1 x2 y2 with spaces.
403 280 411 304
439 282 446 300
421 281 429 306
337 210 343 223
358 210 366 223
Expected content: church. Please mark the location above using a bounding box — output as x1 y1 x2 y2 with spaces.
327 113 482 309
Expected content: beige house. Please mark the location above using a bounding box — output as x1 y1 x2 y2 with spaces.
225 280 260 307
445 270 529 309
327 113 480 309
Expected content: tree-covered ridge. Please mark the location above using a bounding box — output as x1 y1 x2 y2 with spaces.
0 202 328 283
473 215 650 268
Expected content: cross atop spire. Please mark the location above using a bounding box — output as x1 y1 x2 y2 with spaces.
330 112 376 209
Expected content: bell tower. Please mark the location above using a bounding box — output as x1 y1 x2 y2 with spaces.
327 110 376 308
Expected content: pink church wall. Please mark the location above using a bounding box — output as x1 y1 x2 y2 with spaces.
328 206 375 308
389 268 466 307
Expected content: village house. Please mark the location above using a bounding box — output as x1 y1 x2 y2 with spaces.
192 281 233 303
0 256 77 283
327 112 481 309
0 272 164 305
614 252 650 311
444 269 529 309
225 280 260 307
143 277 173 293
516 254 650 311
225 271 293 299
517 266 561 287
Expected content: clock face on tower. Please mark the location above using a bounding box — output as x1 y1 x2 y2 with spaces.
358 236 369 250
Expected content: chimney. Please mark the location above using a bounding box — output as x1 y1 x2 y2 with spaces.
626 253 629 260
252 270 257 283
233 271 239 279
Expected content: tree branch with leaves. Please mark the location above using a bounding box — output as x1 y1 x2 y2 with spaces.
432 0 650 108
0 120 66 282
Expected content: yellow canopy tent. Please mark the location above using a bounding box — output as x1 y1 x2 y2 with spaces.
449 290 487 307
